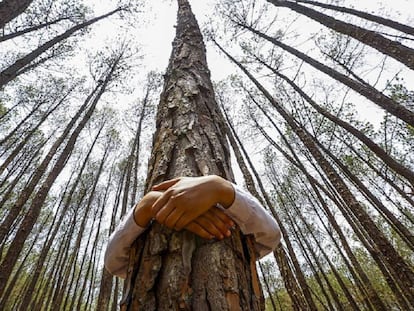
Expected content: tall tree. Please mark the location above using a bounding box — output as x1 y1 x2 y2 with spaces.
267 0 414 70
122 1 263 310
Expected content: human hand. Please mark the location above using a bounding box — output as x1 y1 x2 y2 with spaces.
134 190 234 240
151 175 235 230
185 206 234 240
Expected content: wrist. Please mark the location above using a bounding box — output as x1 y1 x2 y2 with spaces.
212 175 235 209
134 202 153 228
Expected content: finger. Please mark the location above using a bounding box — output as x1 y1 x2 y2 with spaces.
209 207 235 227
203 210 231 238
185 223 213 240
152 178 181 191
195 217 224 240
154 198 176 224
164 208 185 229
151 189 173 214
175 210 200 231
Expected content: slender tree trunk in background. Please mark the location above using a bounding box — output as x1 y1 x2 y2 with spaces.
258 262 278 311
0 83 99 246
267 0 414 69
96 165 124 311
0 212 51 309
0 8 121 89
131 87 151 206
0 62 116 297
217 43 414 306
0 100 44 147
228 26 414 127
253 55 414 185
123 1 263 310
295 0 414 36
0 137 48 212
0 16 72 42
220 103 316 310
0 0 33 29
42 208 81 311
19 126 102 308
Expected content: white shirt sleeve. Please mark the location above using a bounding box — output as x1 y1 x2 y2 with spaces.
104 183 281 278
223 184 281 258
104 208 146 279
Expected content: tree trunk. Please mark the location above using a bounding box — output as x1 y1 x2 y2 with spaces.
216 43 414 306
267 0 414 69
18 125 102 308
252 53 414 185
123 1 263 310
295 0 414 36
0 16 71 42
0 56 119 296
231 25 414 128
0 0 33 29
0 8 121 89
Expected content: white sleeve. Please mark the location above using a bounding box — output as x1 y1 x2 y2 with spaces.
104 208 146 279
223 184 281 258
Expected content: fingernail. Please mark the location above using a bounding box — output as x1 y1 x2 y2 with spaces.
226 230 231 237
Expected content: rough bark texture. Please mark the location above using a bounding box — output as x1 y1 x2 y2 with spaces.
122 1 263 310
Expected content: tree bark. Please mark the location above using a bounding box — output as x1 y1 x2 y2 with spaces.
123 1 263 310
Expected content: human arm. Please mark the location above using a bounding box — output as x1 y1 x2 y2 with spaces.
152 175 281 258
104 190 234 278
223 183 281 258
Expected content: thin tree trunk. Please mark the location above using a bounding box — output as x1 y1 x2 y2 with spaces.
0 16 72 42
0 7 121 89
267 0 414 69
228 25 414 127
258 262 278 311
216 43 414 306
295 0 414 36
0 56 119 296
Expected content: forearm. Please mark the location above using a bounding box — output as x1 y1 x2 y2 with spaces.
104 208 145 279
223 184 281 258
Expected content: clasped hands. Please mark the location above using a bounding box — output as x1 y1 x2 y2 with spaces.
133 175 236 240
